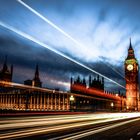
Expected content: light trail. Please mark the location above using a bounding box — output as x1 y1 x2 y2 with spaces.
16 0 126 89
0 114 101 130
0 21 125 89
17 0 89 53
64 118 140 140
101 61 128 81
17 0 128 81
1 113 140 139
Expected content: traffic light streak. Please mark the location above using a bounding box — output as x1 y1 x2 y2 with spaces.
0 21 125 89
17 0 125 83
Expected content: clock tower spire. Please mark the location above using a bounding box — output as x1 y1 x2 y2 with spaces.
127 38 135 59
125 39 139 111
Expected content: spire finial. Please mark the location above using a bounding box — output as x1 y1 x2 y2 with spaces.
127 38 135 59
3 55 8 71
128 38 133 50
70 77 73 84
130 37 132 46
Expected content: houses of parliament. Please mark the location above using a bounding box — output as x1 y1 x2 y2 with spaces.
0 40 139 112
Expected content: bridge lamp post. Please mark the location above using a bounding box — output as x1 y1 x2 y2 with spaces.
70 95 75 112
111 102 114 112
126 106 129 111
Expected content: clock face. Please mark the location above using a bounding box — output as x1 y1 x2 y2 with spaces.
127 64 133 71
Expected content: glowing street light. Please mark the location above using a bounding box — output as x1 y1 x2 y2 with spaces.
111 102 114 107
70 95 75 112
111 102 114 112
70 95 75 101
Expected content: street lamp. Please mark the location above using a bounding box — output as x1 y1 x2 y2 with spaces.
70 95 74 101
111 102 114 107
70 95 75 111
111 102 114 111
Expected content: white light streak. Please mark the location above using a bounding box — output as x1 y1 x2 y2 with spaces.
1 113 140 139
0 21 125 89
103 61 127 80
50 80 70 89
17 0 127 82
17 0 89 54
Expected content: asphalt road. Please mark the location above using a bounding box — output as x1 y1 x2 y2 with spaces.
1 113 140 140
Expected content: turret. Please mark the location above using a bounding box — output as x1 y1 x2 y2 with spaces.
34 64 40 81
82 78 86 86
11 65 13 78
97 75 100 81
89 75 91 87
70 77 73 85
77 76 80 83
33 64 42 87
102 77 104 85
102 77 104 90
2 56 8 72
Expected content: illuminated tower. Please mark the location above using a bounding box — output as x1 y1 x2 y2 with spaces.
125 39 139 111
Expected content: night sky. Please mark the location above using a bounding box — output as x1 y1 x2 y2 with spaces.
0 0 140 92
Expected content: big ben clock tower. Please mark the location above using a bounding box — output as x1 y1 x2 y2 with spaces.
125 39 139 111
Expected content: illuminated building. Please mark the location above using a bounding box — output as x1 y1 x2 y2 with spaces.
0 71 125 112
125 39 139 111
0 56 13 82
0 84 70 111
89 75 104 90
3 39 140 112
70 75 125 111
0 57 126 112
70 75 104 94
0 63 69 111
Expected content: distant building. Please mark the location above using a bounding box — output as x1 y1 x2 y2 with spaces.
0 56 13 82
24 64 42 87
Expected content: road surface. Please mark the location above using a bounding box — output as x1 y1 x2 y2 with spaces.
1 112 140 140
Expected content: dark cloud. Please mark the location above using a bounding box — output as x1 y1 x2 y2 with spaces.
0 34 126 91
